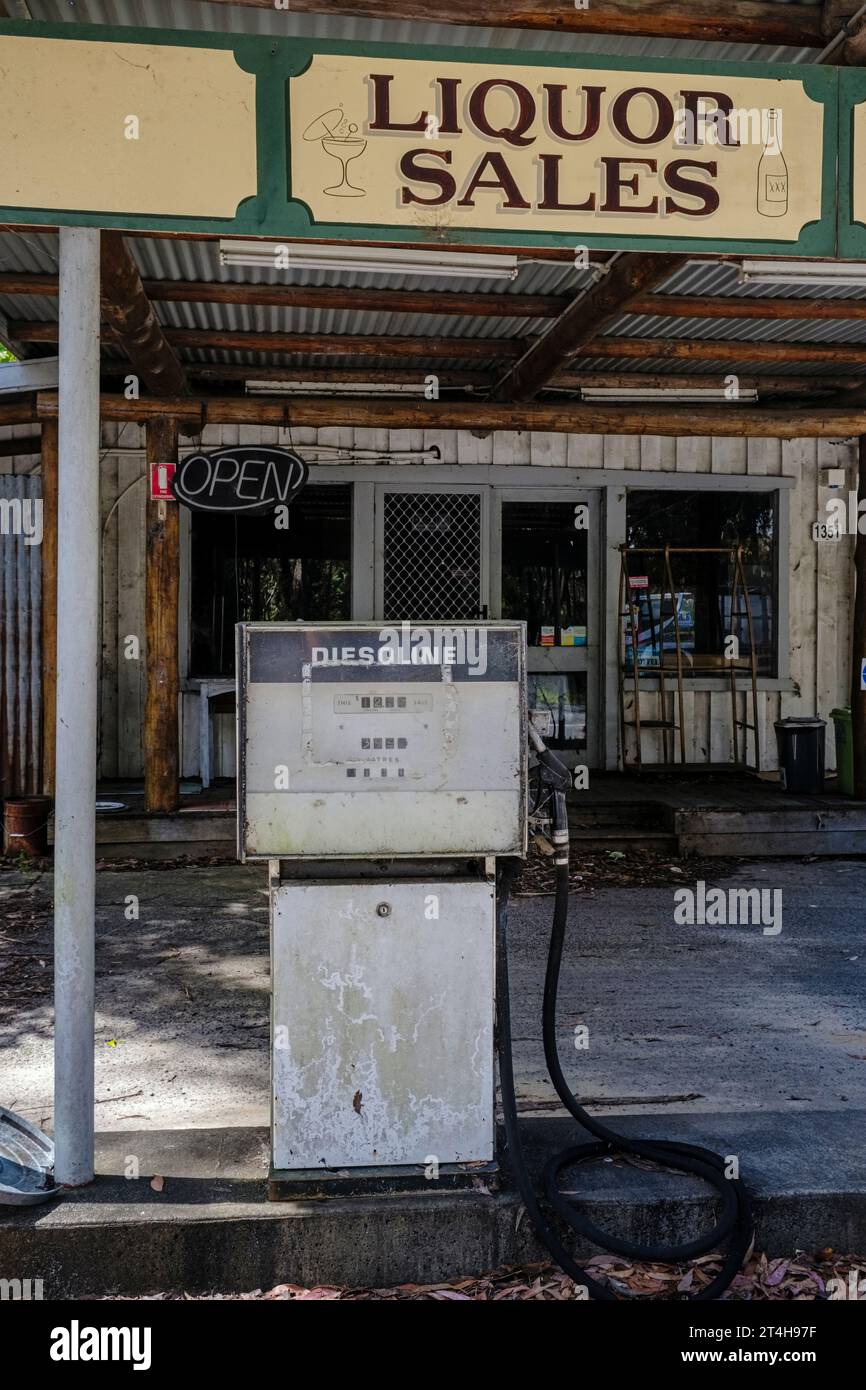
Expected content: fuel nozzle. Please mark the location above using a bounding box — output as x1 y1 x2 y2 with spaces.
528 724 571 864
528 724 572 793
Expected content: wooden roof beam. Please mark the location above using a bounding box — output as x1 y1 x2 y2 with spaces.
14 320 866 368
0 270 567 321
0 397 38 425
494 253 686 402
11 320 525 361
87 361 852 407
99 233 190 397
629 293 866 323
0 435 41 458
11 271 866 327
35 389 866 440
579 336 866 366
822 2 866 62
194 0 824 47
167 364 837 396
144 280 562 321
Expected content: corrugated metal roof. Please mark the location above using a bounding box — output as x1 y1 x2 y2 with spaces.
573 352 859 378
126 237 596 341
6 231 866 381
660 260 866 302
610 315 866 347
21 0 822 65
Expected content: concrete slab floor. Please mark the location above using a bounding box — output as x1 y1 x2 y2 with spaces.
2 857 865 1133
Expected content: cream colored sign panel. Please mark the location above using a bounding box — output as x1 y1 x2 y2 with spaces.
0 36 256 219
290 55 822 242
854 104 866 228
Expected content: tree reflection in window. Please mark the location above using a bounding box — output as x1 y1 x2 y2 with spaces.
502 501 588 647
190 484 351 676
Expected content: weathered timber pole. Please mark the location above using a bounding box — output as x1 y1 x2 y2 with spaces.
144 417 181 814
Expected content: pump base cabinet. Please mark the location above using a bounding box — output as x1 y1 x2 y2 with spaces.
272 879 495 1171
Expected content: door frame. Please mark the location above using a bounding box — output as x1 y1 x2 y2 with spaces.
492 486 603 769
360 477 603 766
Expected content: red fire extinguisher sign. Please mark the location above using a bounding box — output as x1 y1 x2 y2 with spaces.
150 462 176 501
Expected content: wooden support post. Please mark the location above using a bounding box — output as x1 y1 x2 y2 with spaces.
853 438 866 798
40 419 58 797
144 417 180 814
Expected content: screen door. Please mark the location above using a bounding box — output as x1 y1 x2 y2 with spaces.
375 485 488 622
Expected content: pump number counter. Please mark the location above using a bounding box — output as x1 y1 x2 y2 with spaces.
237 622 527 860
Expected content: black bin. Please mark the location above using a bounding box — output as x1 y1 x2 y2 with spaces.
774 717 826 794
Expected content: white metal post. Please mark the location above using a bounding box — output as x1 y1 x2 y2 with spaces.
53 227 101 1186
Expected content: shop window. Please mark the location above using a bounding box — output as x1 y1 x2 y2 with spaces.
189 484 351 676
501 501 588 648
625 490 777 678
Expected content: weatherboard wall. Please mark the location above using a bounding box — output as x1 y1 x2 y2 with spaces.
0 423 855 782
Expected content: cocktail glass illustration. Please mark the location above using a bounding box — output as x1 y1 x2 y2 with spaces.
304 108 368 199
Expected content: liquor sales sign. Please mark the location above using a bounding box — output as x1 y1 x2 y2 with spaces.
290 55 829 250
0 19 850 255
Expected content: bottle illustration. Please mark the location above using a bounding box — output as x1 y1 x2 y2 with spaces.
756 109 788 218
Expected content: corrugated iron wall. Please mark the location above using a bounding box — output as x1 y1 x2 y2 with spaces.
0 476 42 798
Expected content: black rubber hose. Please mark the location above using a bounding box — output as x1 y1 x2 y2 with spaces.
495 855 754 1301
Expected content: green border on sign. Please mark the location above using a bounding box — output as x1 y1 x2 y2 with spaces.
0 18 841 255
838 68 866 259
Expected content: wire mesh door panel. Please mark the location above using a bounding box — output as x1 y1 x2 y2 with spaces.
380 490 486 622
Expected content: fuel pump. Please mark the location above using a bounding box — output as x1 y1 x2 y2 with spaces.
237 620 752 1297
237 620 525 1190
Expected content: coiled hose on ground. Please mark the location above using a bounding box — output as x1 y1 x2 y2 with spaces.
494 742 754 1301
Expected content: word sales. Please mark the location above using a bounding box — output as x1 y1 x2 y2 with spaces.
370 76 768 218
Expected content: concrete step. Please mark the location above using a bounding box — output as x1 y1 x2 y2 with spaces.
567 828 680 854
95 811 235 844
4 1112 863 1297
92 809 236 860
567 801 668 829
86 799 866 861
676 806 866 856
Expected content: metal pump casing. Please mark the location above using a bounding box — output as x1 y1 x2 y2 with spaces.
237 622 527 1179
237 622 527 861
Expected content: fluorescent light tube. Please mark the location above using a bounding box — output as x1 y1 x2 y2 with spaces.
220 240 519 281
245 380 429 396
580 386 759 404
739 259 866 288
